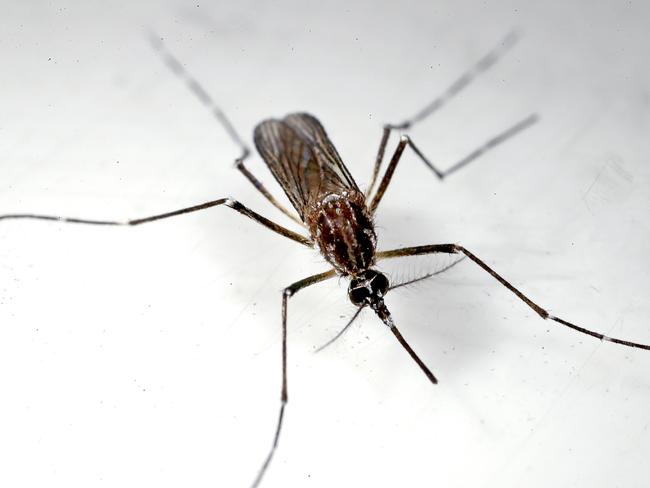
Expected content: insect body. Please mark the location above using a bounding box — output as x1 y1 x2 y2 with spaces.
2 33 649 488
255 114 378 277
256 116 387 305
307 190 376 276
252 113 437 394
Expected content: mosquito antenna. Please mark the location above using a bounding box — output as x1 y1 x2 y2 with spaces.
316 258 466 353
148 32 250 160
315 306 365 353
391 30 521 130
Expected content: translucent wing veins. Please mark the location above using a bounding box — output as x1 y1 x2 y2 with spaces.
254 113 359 220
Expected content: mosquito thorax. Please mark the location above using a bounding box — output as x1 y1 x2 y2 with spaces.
348 269 390 307
308 191 377 275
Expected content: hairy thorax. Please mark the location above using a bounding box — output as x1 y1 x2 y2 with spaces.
305 190 377 276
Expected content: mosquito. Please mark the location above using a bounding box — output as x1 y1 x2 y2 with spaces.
2 32 649 487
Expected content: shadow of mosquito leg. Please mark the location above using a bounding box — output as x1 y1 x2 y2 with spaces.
366 30 521 196
377 244 650 350
149 33 302 225
252 269 336 488
0 198 312 247
368 114 538 213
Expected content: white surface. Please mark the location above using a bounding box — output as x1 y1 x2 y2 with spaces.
1 1 649 487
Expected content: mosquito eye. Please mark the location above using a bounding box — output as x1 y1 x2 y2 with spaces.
348 283 371 306
371 273 389 297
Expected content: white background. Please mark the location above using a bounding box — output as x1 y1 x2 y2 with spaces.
1 1 649 487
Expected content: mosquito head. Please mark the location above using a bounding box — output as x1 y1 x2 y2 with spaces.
348 269 390 309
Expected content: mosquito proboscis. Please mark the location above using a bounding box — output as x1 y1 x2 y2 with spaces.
2 32 648 487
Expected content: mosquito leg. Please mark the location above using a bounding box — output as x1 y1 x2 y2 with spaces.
410 114 538 180
368 114 538 214
366 31 521 196
252 269 336 488
365 126 391 197
397 31 521 130
0 198 312 247
377 244 650 350
368 135 409 213
149 33 302 225
235 158 304 225
149 33 247 156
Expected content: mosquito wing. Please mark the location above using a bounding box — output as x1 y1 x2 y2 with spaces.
253 113 360 220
